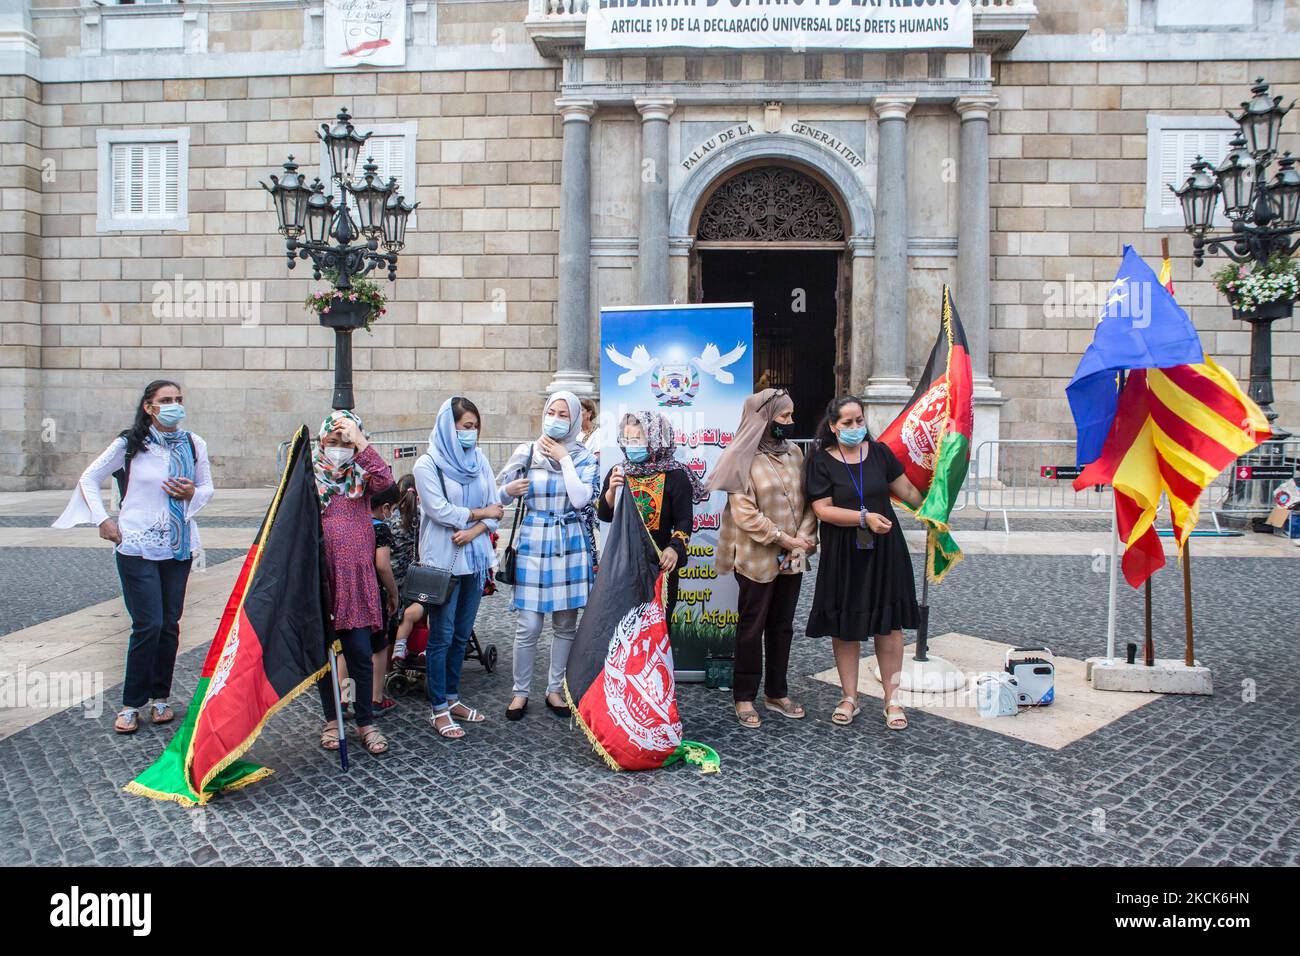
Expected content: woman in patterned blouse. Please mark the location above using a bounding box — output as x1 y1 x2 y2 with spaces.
495 392 600 721
596 410 709 624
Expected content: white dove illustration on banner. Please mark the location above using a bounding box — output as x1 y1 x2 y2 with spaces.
605 341 748 408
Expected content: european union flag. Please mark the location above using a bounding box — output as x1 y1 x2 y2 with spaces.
1067 246 1204 465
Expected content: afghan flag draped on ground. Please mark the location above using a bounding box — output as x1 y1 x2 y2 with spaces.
564 488 717 773
878 285 974 582
125 426 332 805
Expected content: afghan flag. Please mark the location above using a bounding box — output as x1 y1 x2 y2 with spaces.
564 488 718 773
125 426 332 806
878 285 974 582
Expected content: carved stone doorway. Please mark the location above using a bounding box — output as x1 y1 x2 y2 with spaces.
689 162 851 437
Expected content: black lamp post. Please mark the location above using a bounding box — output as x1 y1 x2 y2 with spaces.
260 107 419 410
1170 78 1299 439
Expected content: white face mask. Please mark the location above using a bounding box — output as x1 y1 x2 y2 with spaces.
324 447 354 467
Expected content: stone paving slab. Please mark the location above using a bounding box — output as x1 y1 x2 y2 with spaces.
0 553 1296 867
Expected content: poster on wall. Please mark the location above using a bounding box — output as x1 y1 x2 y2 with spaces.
324 0 407 68
599 303 754 679
586 0 974 53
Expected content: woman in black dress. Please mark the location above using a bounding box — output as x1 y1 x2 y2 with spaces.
597 410 708 623
803 395 924 730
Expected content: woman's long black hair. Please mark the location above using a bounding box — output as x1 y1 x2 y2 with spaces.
120 379 180 459
803 394 871 487
396 473 419 537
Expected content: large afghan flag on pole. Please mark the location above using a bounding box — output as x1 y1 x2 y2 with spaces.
125 426 332 806
564 489 717 773
878 285 974 582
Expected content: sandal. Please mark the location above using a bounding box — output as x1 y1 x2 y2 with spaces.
150 701 175 724
884 703 909 731
763 697 806 720
360 726 389 754
831 696 861 726
114 708 140 735
373 697 396 711
320 721 340 751
429 711 465 740
734 703 761 729
448 701 486 723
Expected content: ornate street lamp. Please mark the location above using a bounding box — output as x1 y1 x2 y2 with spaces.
1171 78 1299 441
260 107 417 410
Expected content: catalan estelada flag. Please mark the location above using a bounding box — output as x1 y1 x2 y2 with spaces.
879 285 973 581
1074 360 1270 588
1067 246 1204 466
125 426 331 805
564 488 717 773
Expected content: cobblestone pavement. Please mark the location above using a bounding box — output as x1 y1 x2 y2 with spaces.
1 549 1296 867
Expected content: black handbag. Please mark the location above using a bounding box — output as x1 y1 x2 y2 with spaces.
494 445 532 587
399 460 462 608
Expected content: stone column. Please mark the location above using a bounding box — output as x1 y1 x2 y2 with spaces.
865 95 915 434
956 95 998 383
955 94 1005 474
635 97 674 305
549 97 597 396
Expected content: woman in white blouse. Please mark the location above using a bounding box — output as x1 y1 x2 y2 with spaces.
53 380 214 734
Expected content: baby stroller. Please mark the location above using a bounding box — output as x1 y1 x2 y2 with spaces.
385 566 498 697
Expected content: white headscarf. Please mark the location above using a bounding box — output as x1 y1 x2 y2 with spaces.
535 390 584 472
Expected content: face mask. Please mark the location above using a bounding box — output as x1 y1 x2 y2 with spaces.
155 404 186 427
769 422 792 441
625 445 649 463
837 426 868 448
457 429 478 449
324 447 354 467
543 416 569 439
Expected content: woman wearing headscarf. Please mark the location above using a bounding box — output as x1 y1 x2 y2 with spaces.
313 409 394 756
496 391 600 721
53 379 213 735
709 388 818 729
411 396 504 740
597 410 709 623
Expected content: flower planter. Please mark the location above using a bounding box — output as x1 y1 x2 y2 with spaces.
316 299 372 331
1232 300 1295 323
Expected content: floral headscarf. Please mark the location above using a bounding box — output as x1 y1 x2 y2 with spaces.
619 410 711 504
313 409 369 510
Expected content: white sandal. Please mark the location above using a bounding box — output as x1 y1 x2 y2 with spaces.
831 696 861 726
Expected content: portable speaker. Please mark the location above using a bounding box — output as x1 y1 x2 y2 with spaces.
1005 646 1055 707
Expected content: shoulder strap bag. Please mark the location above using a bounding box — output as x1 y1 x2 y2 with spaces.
400 458 462 608
494 443 532 587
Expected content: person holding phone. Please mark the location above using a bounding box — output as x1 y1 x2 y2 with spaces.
802 395 924 730
495 391 599 721
708 388 817 729
53 379 213 735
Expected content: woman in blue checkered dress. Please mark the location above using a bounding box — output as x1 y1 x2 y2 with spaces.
496 391 599 721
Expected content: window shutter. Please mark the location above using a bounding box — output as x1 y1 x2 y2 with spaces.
365 134 405 192
1157 127 1234 217
111 140 181 219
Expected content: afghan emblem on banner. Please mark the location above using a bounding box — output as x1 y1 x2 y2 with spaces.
650 363 700 407
900 381 949 472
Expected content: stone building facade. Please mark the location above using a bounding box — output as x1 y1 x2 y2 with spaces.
1 0 1297 488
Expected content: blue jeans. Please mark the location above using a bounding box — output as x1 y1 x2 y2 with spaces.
115 553 192 709
317 627 376 726
426 573 484 712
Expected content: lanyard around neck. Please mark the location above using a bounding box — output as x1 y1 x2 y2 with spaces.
838 447 866 509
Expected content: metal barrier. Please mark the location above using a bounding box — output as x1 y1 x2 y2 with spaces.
1213 438 1299 522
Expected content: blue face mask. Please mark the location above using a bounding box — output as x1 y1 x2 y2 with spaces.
156 403 186 427
837 426 867 448
625 445 649 463
457 429 478 449
543 416 569 439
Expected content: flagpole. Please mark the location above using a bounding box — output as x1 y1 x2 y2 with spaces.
1183 538 1195 667
1106 496 1119 663
328 642 349 772
1143 579 1154 666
